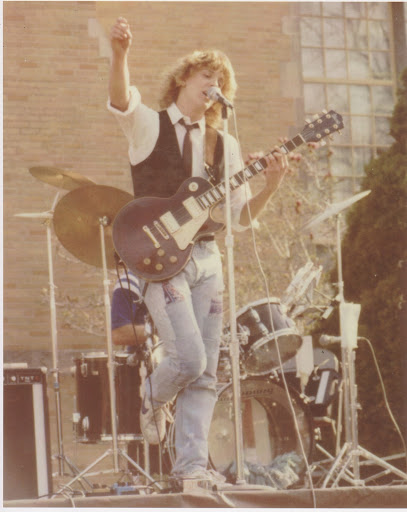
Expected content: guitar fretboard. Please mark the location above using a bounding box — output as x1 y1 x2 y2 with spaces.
194 132 306 211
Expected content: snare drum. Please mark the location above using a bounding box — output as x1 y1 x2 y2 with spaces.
235 298 302 376
74 351 144 442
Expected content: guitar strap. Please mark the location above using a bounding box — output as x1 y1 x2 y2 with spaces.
205 125 224 185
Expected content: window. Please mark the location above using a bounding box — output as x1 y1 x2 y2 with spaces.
300 2 398 200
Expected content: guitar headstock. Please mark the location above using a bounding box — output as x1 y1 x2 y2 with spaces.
302 110 344 143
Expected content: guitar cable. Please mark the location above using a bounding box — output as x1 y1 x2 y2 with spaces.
231 108 317 506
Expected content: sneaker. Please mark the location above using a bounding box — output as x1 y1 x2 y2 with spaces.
140 394 166 445
176 468 232 490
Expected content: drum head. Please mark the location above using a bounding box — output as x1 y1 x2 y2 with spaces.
208 378 313 474
244 329 303 376
236 299 302 375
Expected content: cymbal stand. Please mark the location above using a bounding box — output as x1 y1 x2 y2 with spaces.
221 104 245 484
56 217 162 495
321 213 407 487
15 193 85 480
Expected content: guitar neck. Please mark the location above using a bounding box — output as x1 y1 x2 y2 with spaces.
195 132 306 210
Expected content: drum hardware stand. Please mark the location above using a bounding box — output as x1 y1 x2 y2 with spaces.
319 213 407 488
15 194 85 481
221 104 246 484
56 217 162 495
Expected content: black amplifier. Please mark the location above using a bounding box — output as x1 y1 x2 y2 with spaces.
3 366 53 500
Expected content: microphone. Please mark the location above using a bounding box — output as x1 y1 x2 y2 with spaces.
319 334 341 347
205 87 234 108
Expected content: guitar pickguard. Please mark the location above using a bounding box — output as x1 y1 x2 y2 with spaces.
171 209 209 250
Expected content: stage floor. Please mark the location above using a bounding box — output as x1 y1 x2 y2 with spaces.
4 484 407 508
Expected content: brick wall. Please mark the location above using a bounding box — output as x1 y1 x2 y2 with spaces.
4 1 302 354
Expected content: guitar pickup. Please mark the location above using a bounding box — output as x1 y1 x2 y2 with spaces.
183 196 203 218
160 211 180 234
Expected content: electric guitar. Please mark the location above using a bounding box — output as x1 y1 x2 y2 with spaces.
113 110 344 282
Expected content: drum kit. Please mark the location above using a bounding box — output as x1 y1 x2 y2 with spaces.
15 167 162 492
16 165 405 494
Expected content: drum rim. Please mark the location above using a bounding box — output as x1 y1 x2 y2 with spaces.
209 377 314 468
236 297 282 318
248 327 302 353
75 351 108 360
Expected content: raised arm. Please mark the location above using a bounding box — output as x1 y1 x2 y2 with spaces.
109 17 133 111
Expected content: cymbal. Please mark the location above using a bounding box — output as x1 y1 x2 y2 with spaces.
302 190 371 231
53 185 133 269
29 166 96 191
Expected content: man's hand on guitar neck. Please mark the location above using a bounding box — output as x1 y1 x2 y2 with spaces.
239 144 289 227
246 140 289 192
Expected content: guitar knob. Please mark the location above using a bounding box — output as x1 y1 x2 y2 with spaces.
169 256 178 263
143 258 151 265
157 249 165 257
155 263 163 271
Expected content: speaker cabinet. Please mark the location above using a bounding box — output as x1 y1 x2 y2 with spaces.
3 368 53 500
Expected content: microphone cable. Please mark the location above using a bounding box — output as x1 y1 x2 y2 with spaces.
358 337 407 473
230 107 317 507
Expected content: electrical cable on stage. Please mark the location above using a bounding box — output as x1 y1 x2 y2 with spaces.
359 336 407 472
228 107 318 508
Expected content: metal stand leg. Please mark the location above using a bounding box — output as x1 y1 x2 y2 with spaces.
320 215 407 488
55 218 162 495
15 197 84 479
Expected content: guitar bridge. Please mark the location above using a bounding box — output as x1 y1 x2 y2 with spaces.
154 221 170 240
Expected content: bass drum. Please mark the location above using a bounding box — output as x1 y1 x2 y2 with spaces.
166 378 314 474
208 378 314 474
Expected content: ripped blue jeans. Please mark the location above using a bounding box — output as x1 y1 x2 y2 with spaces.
141 240 224 476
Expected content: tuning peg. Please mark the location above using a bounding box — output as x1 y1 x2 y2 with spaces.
313 114 320 120
305 118 311 124
322 109 327 114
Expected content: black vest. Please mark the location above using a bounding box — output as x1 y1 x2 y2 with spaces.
130 110 224 199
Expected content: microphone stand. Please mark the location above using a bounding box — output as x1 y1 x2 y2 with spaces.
221 104 246 484
321 213 407 487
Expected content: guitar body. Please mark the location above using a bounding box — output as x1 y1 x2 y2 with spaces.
112 110 344 282
113 176 224 282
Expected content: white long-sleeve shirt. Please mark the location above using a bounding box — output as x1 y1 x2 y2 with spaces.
108 86 255 231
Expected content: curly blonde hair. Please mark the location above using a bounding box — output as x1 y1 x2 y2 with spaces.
158 49 237 128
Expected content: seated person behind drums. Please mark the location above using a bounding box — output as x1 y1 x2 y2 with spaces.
112 269 148 347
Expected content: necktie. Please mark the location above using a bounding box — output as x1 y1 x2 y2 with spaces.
179 118 200 175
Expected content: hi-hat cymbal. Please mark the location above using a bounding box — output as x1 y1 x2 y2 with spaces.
29 166 96 191
302 190 371 231
53 185 133 269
